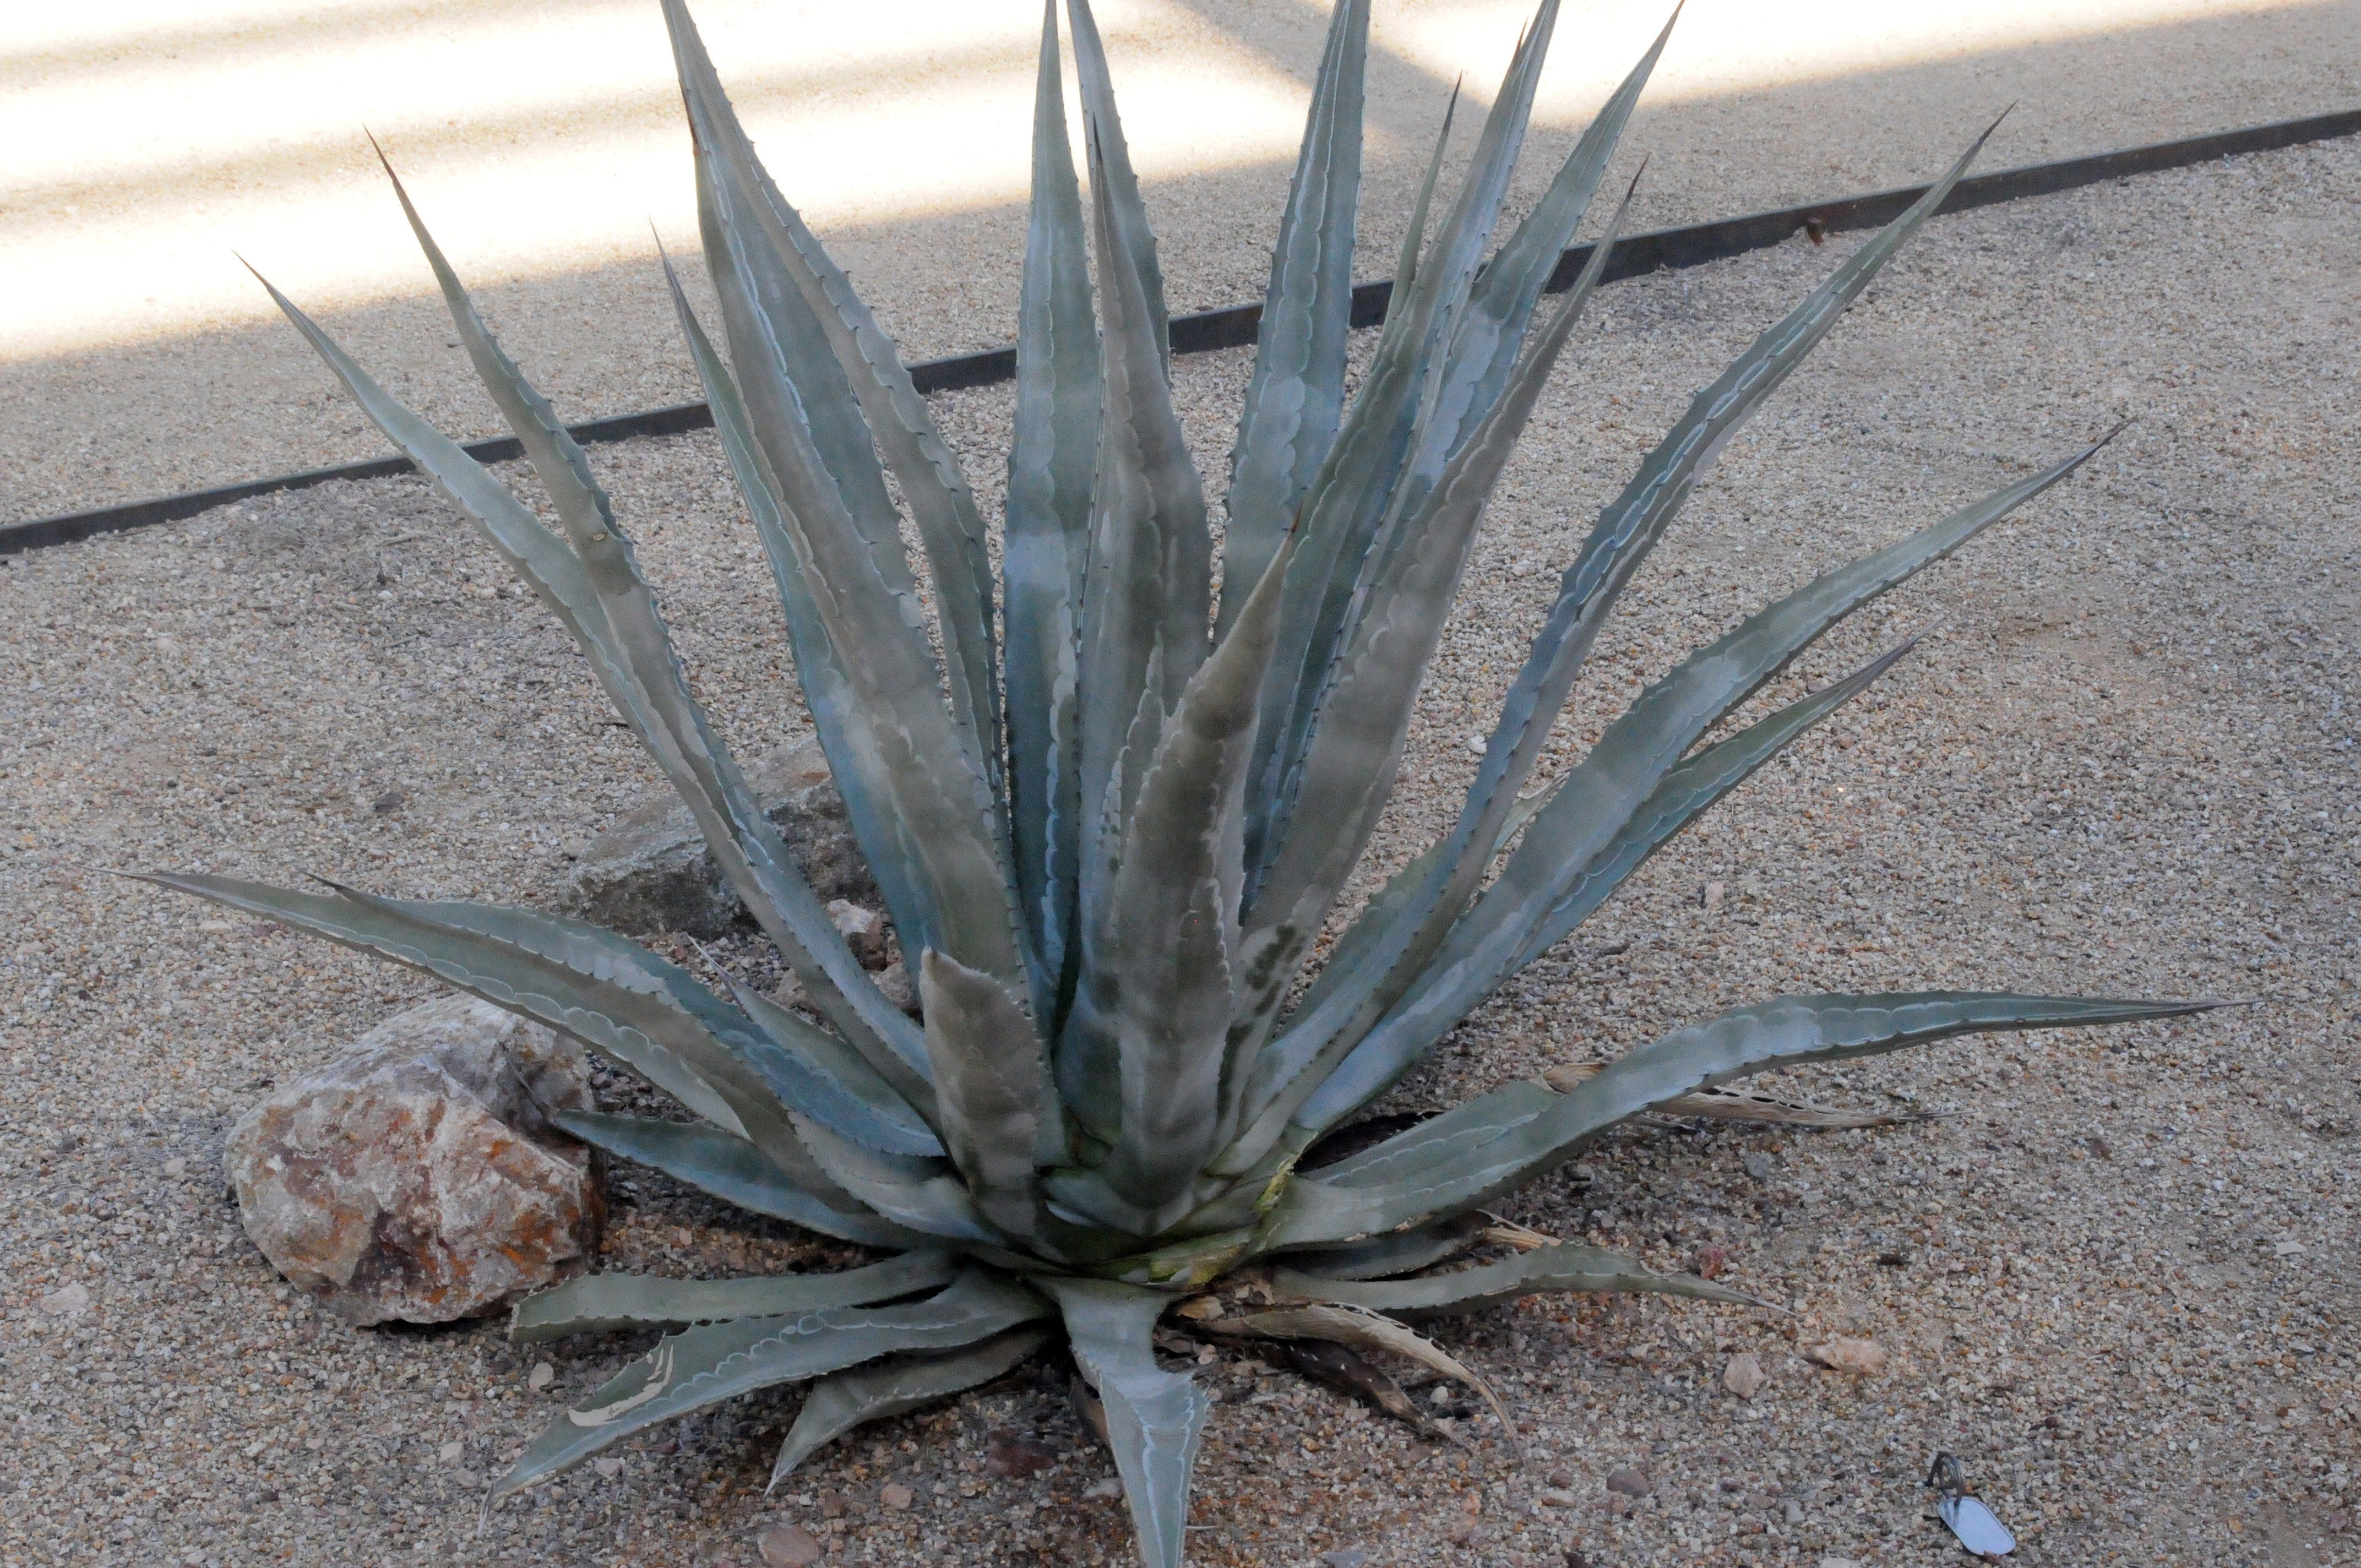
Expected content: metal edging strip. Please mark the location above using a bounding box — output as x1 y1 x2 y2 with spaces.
7 104 2355 558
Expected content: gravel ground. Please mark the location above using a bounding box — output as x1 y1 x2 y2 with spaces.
2 133 2357 1568
9 0 2361 522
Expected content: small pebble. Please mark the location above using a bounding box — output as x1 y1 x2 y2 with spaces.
1604 1466 1653 1498
984 1428 1056 1477
757 1523 823 1567
880 1483 913 1511
1805 1338 1888 1376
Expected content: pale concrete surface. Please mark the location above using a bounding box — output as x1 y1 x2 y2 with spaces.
4 0 2358 521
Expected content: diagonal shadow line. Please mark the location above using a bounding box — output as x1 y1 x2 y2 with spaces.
10 104 2353 558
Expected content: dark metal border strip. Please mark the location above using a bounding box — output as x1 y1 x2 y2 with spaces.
9 104 2355 558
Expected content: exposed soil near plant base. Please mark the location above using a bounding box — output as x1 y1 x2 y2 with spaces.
1 134 2355 1568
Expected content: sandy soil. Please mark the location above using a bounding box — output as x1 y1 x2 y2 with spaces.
0 130 2355 1568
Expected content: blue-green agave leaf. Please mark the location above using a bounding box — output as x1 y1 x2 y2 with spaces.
1071 120 1214 938
326 885 942 1157
918 949 1067 1240
1265 992 2223 1248
373 142 615 551
721 966 938 1150
1272 1240 1755 1317
554 1112 920 1249
663 0 1007 856
1241 0 1562 889
1399 122 2006 949
1283 772 1557 1030
1218 0 1370 639
658 256 940 1087
770 1325 1053 1488
135 872 750 1137
684 20 1029 1006
1308 636 1922 1126
1064 7 1220 1098
1246 123 2005 1166
511 1251 960 1342
494 1268 1047 1495
1223 182 1634 1163
1064 0 1169 357
1043 1278 1209 1568
1303 432 2112 1128
242 267 683 776
1060 644 1171 1145
787 1113 1003 1246
1504 638 1919 973
1099 526 1298 1212
1410 9 1673 493
1306 1079 1559 1193
257 240 917 1086
1004 0 1103 1023
1373 85 1458 366
1265 1217 1482 1279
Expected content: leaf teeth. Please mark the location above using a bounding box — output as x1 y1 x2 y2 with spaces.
1220 0 1370 639
1204 1302 1521 1462
1267 993 2227 1249
1044 1279 1210 1568
1004 0 1101 1025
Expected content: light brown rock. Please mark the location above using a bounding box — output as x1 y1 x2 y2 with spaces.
559 736 879 938
1804 1338 1889 1376
1605 1466 1655 1498
757 1524 823 1567
880 1482 915 1511
1723 1351 1769 1399
826 899 891 968
225 994 603 1326
872 957 920 1016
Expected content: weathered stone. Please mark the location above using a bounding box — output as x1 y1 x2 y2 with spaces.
559 737 878 938
826 899 891 967
872 957 920 1016
758 1523 823 1567
984 1428 1058 1478
1605 1466 1654 1497
1804 1337 1887 1375
1723 1351 1768 1399
225 994 603 1326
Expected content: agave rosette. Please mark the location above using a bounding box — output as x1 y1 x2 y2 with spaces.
145 2 2219 1562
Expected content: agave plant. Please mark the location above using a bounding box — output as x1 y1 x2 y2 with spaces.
139 1 2217 1562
